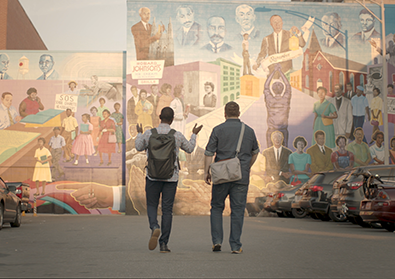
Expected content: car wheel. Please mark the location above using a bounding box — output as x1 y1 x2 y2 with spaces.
291 208 307 218
10 204 21 227
381 222 395 232
348 217 357 224
354 216 371 228
285 211 295 218
0 203 3 230
276 211 286 218
328 208 347 222
309 213 320 219
317 213 331 221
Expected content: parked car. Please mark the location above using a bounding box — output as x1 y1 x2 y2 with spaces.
0 177 22 229
359 172 395 232
337 165 395 227
270 184 305 218
298 171 347 221
6 182 31 212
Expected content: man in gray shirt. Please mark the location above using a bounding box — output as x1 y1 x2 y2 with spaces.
204 101 259 254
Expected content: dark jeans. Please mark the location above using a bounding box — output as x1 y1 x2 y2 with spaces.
210 182 248 251
353 115 367 143
145 177 177 245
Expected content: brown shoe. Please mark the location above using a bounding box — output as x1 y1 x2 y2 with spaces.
148 228 160 250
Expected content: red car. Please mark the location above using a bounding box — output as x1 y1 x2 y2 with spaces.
360 174 395 232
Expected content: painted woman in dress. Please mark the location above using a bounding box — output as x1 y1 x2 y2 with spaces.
98 109 116 165
312 86 338 148
331 135 354 171
90 106 101 155
72 113 95 165
135 90 153 129
32 137 52 196
170 84 188 135
97 97 109 120
288 136 312 185
111 102 125 153
370 87 383 135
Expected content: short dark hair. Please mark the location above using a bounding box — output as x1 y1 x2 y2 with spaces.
1 92 12 99
82 113 91 122
174 84 183 97
114 102 121 108
293 136 307 149
353 127 364 135
335 135 347 146
225 101 239 117
314 130 325 140
204 81 214 91
346 82 352 87
66 108 72 112
317 86 327 94
390 136 395 147
161 83 172 93
38 137 46 144
90 106 98 112
102 109 111 116
139 89 147 97
99 97 106 103
373 87 381 94
359 8 373 19
159 107 174 122
53 127 60 131
27 87 37 95
334 84 343 91
372 130 384 141
388 84 394 89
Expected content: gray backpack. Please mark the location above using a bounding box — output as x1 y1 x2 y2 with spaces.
147 128 177 179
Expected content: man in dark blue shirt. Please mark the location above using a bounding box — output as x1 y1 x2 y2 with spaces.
204 101 259 254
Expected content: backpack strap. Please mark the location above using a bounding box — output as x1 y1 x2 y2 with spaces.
168 129 176 136
151 128 158 135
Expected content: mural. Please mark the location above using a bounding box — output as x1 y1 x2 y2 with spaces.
0 51 125 215
126 1 395 215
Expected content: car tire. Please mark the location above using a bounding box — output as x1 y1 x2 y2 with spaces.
291 208 307 218
285 211 295 218
317 213 331 221
328 208 347 222
354 216 371 228
0 203 3 230
276 211 286 218
381 222 395 232
10 204 21 228
309 213 320 219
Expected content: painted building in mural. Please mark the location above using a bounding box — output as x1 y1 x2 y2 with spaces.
2 1 395 216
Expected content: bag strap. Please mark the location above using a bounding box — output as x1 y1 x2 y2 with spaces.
151 128 158 135
168 129 176 136
322 102 330 114
235 123 245 157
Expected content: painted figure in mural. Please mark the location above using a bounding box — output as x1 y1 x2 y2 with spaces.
170 84 188 135
48 127 65 182
37 54 60 80
351 85 370 143
306 130 333 174
370 87 383 136
32 137 52 196
0 53 12 79
19 87 44 118
364 75 375 106
328 84 353 140
388 84 395 126
61 108 79 163
175 5 203 47
262 130 292 184
344 82 356 100
264 63 292 148
72 114 95 165
351 9 380 44
184 133 205 181
288 136 311 185
312 87 338 149
127 85 139 126
131 7 163 60
346 128 371 167
331 135 354 171
156 83 174 118
203 82 217 108
370 130 385 165
370 34 395 67
83 75 120 101
202 16 232 53
390 137 395 164
111 103 125 153
135 89 153 130
136 107 202 252
65 81 79 94
98 109 116 166
97 97 109 121
0 92 21 129
253 15 306 76
320 12 344 49
90 106 101 155
147 84 160 127
242 33 252 76
235 4 260 41
204 101 258 254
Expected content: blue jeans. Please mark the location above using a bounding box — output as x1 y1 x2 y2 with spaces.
145 177 177 245
210 182 248 251
353 115 367 143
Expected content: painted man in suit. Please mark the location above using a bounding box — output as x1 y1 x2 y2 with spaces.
320 12 344 49
175 5 203 47
131 7 162 60
37 54 60 80
235 4 260 41
0 53 12 80
306 130 333 174
253 15 306 76
351 9 380 44
127 86 139 126
147 84 160 127
344 82 356 100
263 130 292 184
329 84 353 140
202 16 232 53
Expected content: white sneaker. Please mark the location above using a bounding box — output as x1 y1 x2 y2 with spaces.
86 159 89 164
73 160 78 165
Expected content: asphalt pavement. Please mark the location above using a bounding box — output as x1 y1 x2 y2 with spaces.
1 214 394 278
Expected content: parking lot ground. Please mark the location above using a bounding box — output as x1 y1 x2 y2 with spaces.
1 214 394 278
